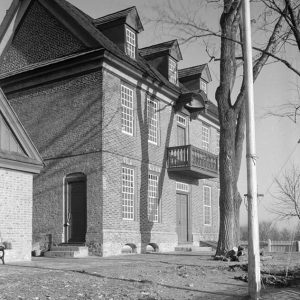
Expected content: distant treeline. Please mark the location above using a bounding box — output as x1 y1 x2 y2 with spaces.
240 221 300 241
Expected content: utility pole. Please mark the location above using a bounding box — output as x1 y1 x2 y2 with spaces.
242 1 261 299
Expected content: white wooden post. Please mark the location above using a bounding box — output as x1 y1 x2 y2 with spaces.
242 1 261 299
268 239 272 252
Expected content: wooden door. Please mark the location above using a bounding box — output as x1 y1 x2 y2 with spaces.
176 193 189 243
66 176 87 243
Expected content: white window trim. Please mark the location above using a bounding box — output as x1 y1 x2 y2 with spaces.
176 182 189 193
148 173 159 222
202 124 210 152
200 79 207 94
203 185 212 226
121 84 134 136
169 57 178 85
126 28 136 59
122 166 135 220
147 96 159 145
216 131 220 155
177 114 187 127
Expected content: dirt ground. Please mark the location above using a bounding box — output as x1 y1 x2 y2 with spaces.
0 252 300 300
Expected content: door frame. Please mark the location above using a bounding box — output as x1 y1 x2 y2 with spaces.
176 192 192 244
63 173 87 243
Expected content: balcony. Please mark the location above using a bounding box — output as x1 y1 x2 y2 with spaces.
167 145 218 179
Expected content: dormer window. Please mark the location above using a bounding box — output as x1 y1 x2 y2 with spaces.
169 57 178 85
200 79 207 94
126 28 136 59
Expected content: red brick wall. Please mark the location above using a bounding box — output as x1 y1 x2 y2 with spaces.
6 64 219 256
0 168 33 262
8 71 104 248
0 1 86 74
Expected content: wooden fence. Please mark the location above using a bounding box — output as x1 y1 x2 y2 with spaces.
241 240 300 252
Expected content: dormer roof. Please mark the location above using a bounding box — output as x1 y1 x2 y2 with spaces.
94 6 144 33
178 64 212 83
139 40 183 62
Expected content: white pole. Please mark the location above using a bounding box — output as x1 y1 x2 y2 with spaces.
241 1 261 299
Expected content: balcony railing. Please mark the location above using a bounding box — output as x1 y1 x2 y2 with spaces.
167 145 218 179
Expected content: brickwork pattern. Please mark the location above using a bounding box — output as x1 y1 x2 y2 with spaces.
0 1 86 74
6 64 219 257
101 69 220 254
8 71 104 247
0 169 33 262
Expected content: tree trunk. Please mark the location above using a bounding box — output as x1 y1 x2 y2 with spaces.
216 109 238 255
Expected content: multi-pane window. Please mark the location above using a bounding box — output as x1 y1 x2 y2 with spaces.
177 115 187 127
216 131 220 155
169 57 178 85
203 186 212 225
147 97 158 144
148 174 159 222
176 182 189 193
202 124 210 151
121 85 134 135
122 167 134 220
200 80 207 94
126 28 136 59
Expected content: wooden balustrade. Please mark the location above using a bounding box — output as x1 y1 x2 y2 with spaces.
167 145 218 178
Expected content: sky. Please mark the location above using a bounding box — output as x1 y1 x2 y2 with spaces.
0 0 299 228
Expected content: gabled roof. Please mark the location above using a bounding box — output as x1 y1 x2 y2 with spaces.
94 6 144 33
0 89 43 174
178 64 212 82
0 0 183 94
139 40 183 62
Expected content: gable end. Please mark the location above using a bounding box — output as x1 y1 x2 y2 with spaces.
0 1 88 74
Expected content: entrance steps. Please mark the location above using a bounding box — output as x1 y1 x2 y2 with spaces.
44 245 89 258
175 245 213 252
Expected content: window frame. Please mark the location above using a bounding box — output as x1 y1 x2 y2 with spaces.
203 185 212 226
121 84 134 136
122 166 135 220
216 131 220 155
202 124 210 152
200 79 207 94
148 173 160 222
125 27 136 59
168 57 178 85
147 96 159 145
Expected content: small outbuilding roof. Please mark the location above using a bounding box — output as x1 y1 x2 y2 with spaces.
0 89 43 174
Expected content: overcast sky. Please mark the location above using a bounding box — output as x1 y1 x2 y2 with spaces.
0 0 299 228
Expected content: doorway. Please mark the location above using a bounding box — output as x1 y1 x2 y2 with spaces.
176 193 189 243
65 173 87 243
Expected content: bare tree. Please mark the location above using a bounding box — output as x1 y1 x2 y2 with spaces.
270 165 300 220
150 0 299 255
261 0 300 122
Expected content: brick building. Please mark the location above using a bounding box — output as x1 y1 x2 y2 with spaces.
0 89 43 262
0 0 220 256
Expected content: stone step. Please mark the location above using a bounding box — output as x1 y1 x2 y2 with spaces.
44 246 89 258
51 246 87 252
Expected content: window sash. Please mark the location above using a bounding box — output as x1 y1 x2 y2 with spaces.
203 186 212 225
202 125 210 151
148 174 159 222
169 58 177 84
177 115 187 127
126 28 136 59
216 131 220 155
147 97 158 144
122 167 134 220
121 85 134 135
200 80 207 94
